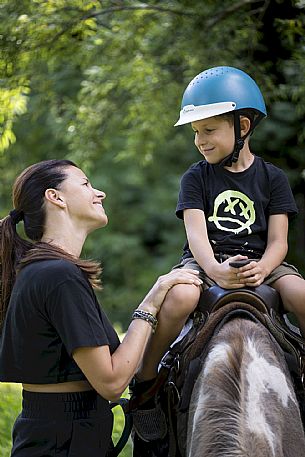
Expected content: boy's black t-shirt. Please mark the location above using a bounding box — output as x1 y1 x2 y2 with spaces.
176 156 298 258
0 259 120 384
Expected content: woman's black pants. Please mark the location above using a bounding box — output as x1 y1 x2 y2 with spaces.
11 390 114 457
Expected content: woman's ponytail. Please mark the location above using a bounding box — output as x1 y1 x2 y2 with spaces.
0 213 33 326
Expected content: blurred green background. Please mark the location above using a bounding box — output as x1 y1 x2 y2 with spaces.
1 0 305 327
0 2 305 454
0 384 21 457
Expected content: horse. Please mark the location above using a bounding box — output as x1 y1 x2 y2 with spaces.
187 299 305 457
129 284 305 457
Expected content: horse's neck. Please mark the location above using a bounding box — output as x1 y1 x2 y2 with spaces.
187 318 305 457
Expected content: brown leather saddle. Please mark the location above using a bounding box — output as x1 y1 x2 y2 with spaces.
198 283 281 314
171 284 304 402
195 284 304 378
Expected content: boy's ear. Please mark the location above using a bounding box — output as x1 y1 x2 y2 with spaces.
44 188 66 208
240 116 251 136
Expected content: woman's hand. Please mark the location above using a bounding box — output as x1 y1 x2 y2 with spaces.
138 268 202 315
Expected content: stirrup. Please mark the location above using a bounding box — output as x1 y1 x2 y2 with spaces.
132 401 167 442
129 377 168 441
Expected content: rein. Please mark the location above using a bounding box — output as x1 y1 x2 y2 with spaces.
109 398 133 457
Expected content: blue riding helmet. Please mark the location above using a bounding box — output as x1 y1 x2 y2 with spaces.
174 66 267 167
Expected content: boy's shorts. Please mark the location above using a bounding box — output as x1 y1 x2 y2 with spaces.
173 255 302 291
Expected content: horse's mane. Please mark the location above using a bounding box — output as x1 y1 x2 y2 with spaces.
187 317 303 457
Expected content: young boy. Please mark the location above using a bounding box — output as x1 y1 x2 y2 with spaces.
138 65 305 383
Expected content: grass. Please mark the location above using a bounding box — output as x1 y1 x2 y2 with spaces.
0 383 132 456
0 383 21 457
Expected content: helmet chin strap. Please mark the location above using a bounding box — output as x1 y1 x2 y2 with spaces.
217 112 245 168
216 110 264 167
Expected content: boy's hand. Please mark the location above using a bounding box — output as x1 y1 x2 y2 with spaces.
209 256 268 288
235 260 267 287
208 255 249 289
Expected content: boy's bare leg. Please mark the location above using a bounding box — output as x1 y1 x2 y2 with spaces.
137 283 201 381
272 275 305 337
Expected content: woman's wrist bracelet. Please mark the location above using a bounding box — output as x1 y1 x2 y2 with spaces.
131 309 158 333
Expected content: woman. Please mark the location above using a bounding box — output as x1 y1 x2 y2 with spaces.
0 159 202 457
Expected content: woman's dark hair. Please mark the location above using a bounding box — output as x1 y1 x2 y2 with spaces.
0 159 101 326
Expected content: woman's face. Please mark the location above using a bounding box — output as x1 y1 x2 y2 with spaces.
58 166 108 233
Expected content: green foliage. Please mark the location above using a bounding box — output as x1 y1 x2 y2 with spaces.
0 87 29 151
0 383 22 456
1 0 305 326
0 383 132 457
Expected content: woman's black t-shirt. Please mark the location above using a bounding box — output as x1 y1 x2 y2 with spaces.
0 259 120 384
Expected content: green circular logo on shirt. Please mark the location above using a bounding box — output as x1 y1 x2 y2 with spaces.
208 190 255 234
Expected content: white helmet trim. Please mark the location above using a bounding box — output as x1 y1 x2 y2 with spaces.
174 101 236 126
